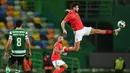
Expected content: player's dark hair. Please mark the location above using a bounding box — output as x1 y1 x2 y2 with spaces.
16 19 22 27
58 34 64 37
71 3 79 9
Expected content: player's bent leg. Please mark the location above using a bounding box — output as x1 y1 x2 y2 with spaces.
59 64 68 73
52 60 66 73
64 47 75 52
72 29 83 51
63 42 80 52
64 42 80 52
62 64 68 69
74 41 80 51
53 66 60 73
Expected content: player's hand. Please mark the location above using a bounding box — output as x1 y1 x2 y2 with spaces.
65 9 71 12
63 29 67 35
4 53 8 60
28 52 32 57
62 52 67 56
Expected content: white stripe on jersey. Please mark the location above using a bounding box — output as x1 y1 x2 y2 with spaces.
25 35 29 39
9 35 13 40
12 50 26 53
11 53 26 57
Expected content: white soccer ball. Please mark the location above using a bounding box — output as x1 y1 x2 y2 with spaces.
117 20 126 28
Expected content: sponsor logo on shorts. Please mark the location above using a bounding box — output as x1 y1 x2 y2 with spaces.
75 39 78 42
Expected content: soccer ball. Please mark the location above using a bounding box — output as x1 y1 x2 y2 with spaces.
117 20 126 28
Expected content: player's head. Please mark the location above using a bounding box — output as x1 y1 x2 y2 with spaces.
118 56 123 60
15 19 22 28
58 34 64 42
71 3 79 12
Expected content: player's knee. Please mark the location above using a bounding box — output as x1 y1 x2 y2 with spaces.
55 66 60 69
66 65 68 69
75 48 79 52
64 64 68 69
91 28 100 34
74 47 80 52
94 29 100 34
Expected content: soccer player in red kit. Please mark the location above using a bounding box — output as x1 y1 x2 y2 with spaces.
51 34 69 73
61 4 121 52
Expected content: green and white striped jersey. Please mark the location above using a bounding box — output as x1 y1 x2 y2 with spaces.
9 28 29 57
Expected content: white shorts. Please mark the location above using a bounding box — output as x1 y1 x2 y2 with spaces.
52 60 66 68
74 27 92 42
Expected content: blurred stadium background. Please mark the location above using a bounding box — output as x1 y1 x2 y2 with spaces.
0 0 130 73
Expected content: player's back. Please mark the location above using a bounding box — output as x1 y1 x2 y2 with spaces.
10 28 28 56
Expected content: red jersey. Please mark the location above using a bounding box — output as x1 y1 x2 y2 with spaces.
64 10 84 31
51 42 62 61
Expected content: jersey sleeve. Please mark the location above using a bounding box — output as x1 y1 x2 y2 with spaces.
25 31 29 40
9 31 13 40
54 43 60 50
64 13 73 22
54 44 58 49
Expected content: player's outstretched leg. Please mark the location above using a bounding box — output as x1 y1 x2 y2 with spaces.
89 28 121 35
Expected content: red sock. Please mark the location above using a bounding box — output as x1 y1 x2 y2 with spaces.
59 66 66 73
64 47 69 52
53 68 60 73
105 30 114 34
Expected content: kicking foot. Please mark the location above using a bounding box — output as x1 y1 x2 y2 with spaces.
114 28 121 35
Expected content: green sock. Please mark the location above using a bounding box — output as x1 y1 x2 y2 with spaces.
15 65 22 73
15 69 20 73
5 66 11 73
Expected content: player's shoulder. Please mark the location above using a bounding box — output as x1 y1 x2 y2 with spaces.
10 29 16 33
9 30 12 34
67 10 74 14
21 28 27 31
20 28 28 33
23 29 28 33
54 42 61 47
54 42 59 46
14 28 28 34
